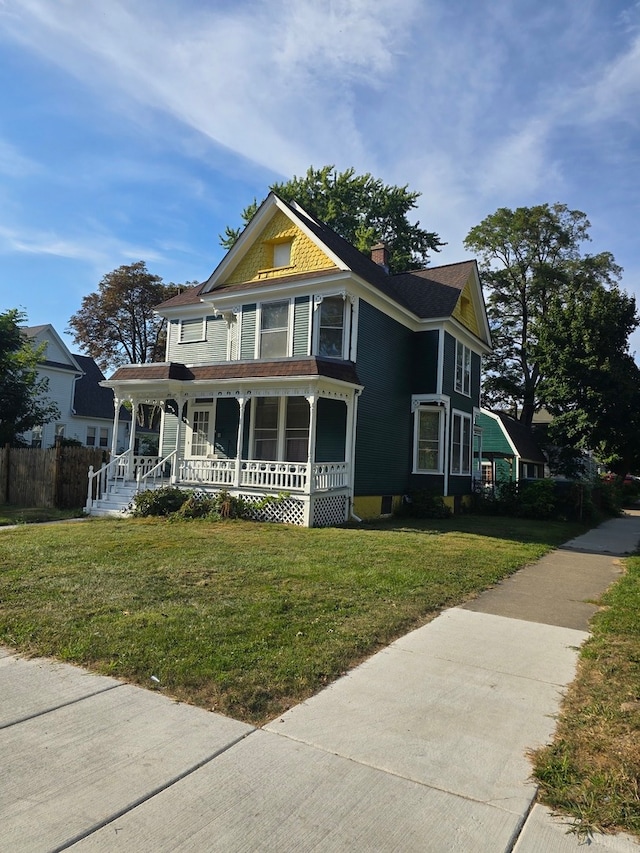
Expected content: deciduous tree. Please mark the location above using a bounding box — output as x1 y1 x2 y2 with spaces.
538 282 640 476
464 203 622 425
68 261 182 373
221 165 444 274
0 309 59 446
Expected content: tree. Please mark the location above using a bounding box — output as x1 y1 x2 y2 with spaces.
0 309 60 446
464 203 622 426
537 281 640 476
220 165 444 274
68 261 182 373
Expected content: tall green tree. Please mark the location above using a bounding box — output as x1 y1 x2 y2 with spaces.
464 203 622 426
537 282 640 475
221 165 444 274
68 261 182 373
0 309 59 446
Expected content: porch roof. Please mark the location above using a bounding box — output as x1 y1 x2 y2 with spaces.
106 357 361 386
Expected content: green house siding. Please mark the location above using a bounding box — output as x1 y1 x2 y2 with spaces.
240 305 257 360
215 398 240 458
476 412 512 456
354 301 413 496
293 296 310 357
316 398 346 462
411 331 439 394
167 316 227 363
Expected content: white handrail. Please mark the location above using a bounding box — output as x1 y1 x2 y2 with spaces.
85 449 130 512
138 450 176 487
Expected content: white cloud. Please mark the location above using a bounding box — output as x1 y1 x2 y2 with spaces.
0 223 165 267
0 0 422 177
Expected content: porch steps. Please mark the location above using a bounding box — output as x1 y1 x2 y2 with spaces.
88 480 167 517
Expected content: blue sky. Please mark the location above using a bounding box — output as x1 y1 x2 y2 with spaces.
1 0 639 357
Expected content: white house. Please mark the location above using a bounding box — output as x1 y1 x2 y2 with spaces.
21 325 130 451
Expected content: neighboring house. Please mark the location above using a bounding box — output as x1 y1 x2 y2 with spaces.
21 325 129 451
476 409 546 486
99 193 492 525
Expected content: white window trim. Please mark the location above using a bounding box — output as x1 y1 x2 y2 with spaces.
411 395 449 475
450 409 472 476
455 340 472 397
412 405 445 474
313 293 348 359
179 317 207 344
255 299 293 359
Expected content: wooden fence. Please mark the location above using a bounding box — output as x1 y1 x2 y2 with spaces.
0 444 106 509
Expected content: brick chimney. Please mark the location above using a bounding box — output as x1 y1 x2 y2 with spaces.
371 242 389 272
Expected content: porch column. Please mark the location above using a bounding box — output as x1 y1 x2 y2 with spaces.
169 396 183 483
111 397 121 458
346 389 360 519
306 394 318 494
127 398 138 479
235 396 248 489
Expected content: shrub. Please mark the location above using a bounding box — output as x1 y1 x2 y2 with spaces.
515 479 556 519
130 487 190 517
397 490 452 519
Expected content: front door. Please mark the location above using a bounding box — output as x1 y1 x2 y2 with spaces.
187 401 217 457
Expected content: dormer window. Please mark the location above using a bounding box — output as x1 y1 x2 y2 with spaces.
272 241 292 268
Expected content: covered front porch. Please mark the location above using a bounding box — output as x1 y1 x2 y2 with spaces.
90 359 362 526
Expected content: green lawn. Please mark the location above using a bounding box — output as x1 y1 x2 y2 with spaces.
531 554 640 840
0 513 585 724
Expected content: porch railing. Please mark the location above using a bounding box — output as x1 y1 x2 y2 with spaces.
240 461 308 492
312 461 349 491
179 457 237 486
86 449 130 511
138 451 176 488
178 458 349 493
88 452 350 513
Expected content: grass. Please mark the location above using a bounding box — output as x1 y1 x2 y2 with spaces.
0 513 585 725
531 554 640 840
0 504 84 526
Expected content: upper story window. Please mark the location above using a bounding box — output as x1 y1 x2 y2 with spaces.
455 341 471 396
259 300 290 358
317 296 345 358
272 241 292 268
180 318 206 344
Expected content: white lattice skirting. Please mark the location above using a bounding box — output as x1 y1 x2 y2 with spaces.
183 487 349 527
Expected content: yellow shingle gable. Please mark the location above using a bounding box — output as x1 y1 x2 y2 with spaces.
451 278 481 337
226 210 337 284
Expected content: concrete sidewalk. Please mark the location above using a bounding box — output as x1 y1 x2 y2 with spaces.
2 515 640 851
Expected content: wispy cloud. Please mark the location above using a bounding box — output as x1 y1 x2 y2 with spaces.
0 223 165 267
0 0 421 177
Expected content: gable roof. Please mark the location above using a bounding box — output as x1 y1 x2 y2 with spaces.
154 193 490 346
73 355 131 421
482 410 546 463
22 324 84 374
